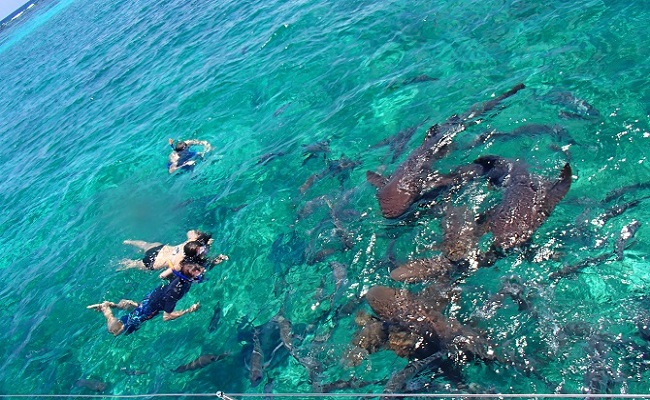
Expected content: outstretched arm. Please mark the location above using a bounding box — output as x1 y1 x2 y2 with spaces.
163 302 200 321
205 254 229 270
185 139 212 154
159 260 180 279
159 268 172 279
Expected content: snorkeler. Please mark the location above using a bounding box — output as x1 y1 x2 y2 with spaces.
168 138 211 173
120 230 228 279
87 259 205 336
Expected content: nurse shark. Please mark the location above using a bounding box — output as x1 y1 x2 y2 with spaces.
367 83 525 219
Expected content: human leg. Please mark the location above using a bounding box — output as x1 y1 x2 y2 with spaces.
87 301 125 336
123 240 162 251
115 299 138 309
118 259 147 270
119 242 166 271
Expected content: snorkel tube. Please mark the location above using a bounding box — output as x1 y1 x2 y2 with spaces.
172 269 204 283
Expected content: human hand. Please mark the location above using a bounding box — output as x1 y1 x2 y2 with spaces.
188 302 200 313
217 254 229 261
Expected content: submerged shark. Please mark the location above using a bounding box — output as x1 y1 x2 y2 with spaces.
364 285 496 361
367 83 525 219
474 156 572 251
371 117 430 164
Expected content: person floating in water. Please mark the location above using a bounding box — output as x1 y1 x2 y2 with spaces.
121 230 207 272
121 230 228 279
168 138 211 173
87 259 205 336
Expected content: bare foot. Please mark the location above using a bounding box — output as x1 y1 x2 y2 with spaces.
86 301 113 311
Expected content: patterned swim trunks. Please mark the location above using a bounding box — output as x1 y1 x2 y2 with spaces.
119 297 156 335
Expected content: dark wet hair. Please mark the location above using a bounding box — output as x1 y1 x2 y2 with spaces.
174 141 189 152
195 231 213 246
179 259 203 274
183 241 205 262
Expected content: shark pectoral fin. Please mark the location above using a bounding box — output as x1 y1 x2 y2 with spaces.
546 163 572 206
366 170 388 189
423 123 440 141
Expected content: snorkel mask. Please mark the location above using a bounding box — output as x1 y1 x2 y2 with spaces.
172 269 205 283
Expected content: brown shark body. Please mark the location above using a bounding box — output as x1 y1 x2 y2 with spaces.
367 83 525 219
475 156 572 251
365 286 494 361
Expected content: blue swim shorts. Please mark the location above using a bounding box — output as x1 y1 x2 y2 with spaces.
119 298 156 335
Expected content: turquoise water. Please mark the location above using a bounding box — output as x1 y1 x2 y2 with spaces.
0 0 649 397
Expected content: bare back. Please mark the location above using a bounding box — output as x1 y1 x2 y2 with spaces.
151 244 186 270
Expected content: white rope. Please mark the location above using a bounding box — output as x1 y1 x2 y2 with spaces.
0 395 214 399
2 393 650 399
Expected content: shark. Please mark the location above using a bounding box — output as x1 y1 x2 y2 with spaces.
367 83 525 219
474 156 572 251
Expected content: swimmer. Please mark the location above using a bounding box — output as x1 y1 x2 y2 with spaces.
168 138 211 173
121 230 228 279
158 250 228 280
87 259 204 336
120 230 211 273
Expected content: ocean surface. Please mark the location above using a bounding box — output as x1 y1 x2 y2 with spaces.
1 0 649 397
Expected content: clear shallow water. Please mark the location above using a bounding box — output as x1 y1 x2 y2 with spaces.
0 0 649 397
